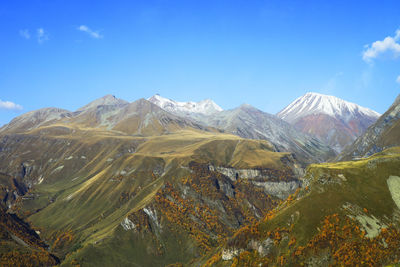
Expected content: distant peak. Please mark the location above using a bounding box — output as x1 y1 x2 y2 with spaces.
278 92 380 122
103 94 115 98
304 92 325 97
238 103 253 109
148 94 223 115
149 94 170 101
77 94 129 112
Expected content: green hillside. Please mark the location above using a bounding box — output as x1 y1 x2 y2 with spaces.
204 147 400 266
0 123 302 266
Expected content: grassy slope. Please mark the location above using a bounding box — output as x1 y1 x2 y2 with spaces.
0 123 294 266
206 147 400 266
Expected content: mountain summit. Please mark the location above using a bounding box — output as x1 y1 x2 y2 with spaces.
77 94 129 112
278 92 380 121
277 92 380 152
148 94 223 115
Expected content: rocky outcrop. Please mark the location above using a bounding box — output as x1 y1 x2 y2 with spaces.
209 165 301 199
208 165 265 181
251 180 300 199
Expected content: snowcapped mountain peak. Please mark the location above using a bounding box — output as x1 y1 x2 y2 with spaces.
278 92 380 122
277 92 381 152
148 94 223 115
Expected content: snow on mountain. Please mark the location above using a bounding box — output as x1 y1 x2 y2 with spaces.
277 92 381 152
202 104 336 165
278 92 380 123
148 94 223 115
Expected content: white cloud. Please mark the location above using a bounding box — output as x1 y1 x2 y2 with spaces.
396 75 400 84
37 28 49 44
77 25 103 39
19 29 30 39
363 28 400 62
0 100 23 110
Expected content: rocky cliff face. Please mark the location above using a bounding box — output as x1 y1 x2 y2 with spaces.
209 164 302 199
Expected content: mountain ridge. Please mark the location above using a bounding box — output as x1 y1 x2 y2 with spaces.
149 94 336 165
338 93 400 160
148 94 223 115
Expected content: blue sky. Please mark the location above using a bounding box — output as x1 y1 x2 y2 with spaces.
0 0 400 126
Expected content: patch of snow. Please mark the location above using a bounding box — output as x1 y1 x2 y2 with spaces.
65 156 73 160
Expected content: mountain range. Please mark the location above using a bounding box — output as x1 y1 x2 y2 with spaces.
0 94 306 266
1 92 399 266
148 94 336 166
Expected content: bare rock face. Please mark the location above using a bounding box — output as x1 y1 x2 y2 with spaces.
209 164 301 199
277 92 380 153
338 94 400 160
